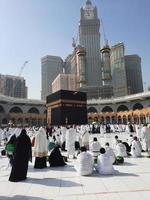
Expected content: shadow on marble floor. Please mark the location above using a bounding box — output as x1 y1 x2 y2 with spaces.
28 167 51 173
122 162 137 166
114 171 139 177
28 164 76 173
0 195 51 200
24 177 81 187
49 165 76 172
87 170 139 178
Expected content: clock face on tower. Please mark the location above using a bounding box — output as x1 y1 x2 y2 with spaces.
84 9 94 19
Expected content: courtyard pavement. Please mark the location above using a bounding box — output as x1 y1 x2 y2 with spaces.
0 134 150 200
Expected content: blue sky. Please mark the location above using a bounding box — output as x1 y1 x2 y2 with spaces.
0 0 150 99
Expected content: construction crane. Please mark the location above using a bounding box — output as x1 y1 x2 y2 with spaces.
100 18 109 46
72 32 79 48
18 61 29 76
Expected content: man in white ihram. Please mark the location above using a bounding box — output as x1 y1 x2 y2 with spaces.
75 146 93 176
115 140 127 157
65 125 76 158
142 124 150 156
131 136 142 157
89 137 101 158
80 125 89 149
60 126 67 145
0 128 3 145
96 147 114 175
105 142 116 164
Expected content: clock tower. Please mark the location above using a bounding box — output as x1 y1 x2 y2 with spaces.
79 0 102 98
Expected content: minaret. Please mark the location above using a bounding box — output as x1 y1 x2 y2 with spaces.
76 45 86 88
100 42 112 86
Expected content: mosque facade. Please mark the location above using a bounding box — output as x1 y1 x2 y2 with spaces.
0 92 149 127
87 91 150 125
0 94 46 127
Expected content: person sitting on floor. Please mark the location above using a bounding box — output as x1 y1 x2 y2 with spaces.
115 140 127 157
96 147 114 175
48 145 66 167
113 135 119 149
127 134 134 147
74 146 93 176
105 142 116 164
122 142 131 156
89 137 101 158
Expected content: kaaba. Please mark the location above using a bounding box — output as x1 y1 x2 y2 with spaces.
46 90 87 125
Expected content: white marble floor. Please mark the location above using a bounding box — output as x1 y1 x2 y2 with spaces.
0 152 150 200
0 132 150 200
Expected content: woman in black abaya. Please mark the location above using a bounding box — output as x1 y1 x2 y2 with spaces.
9 129 32 182
48 146 66 167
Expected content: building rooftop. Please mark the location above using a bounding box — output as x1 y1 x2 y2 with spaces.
0 94 45 105
88 91 150 105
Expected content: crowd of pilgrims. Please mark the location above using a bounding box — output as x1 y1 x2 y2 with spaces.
0 123 150 182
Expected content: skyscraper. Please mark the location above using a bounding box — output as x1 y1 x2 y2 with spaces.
0 74 27 98
41 55 63 100
64 55 72 74
110 43 128 97
125 55 143 94
79 0 102 98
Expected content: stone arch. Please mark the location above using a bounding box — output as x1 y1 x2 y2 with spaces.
28 107 40 114
117 105 129 112
9 106 23 113
133 103 143 111
0 105 5 113
87 107 98 113
117 116 122 124
102 106 113 113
